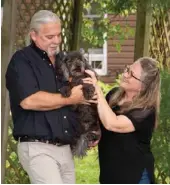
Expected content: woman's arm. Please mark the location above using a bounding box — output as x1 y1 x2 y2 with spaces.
84 70 135 133
96 86 135 133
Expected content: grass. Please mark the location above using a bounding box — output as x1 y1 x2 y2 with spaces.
74 148 99 184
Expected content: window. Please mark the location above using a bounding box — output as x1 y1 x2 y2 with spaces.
88 45 107 75
81 3 107 76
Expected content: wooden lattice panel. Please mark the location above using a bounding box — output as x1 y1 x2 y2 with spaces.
5 119 30 183
15 0 74 51
149 9 170 184
149 8 170 69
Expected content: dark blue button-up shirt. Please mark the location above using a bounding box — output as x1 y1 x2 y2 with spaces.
5 42 80 143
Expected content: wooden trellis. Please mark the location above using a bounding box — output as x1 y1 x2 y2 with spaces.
15 0 76 51
149 8 170 68
149 8 170 184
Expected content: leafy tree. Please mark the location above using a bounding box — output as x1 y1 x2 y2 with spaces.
81 0 170 50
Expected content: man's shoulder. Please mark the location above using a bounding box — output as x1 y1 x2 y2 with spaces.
10 45 32 64
11 46 24 57
7 47 31 70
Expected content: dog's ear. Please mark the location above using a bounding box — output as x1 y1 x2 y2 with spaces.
61 60 70 81
56 51 67 64
83 57 92 70
56 51 69 79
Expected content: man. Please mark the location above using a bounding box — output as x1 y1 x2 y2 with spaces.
6 10 88 184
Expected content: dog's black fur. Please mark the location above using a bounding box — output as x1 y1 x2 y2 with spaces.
56 51 100 158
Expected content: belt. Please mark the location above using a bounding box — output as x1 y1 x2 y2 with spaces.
18 136 65 146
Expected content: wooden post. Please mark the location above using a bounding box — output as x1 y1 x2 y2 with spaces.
134 0 152 61
1 0 17 183
71 0 84 51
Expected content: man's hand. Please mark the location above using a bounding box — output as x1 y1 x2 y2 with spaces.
69 85 85 104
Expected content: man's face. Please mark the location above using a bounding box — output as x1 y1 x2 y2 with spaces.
30 22 62 57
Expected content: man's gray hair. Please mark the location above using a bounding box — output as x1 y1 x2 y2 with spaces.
29 10 61 32
25 10 61 45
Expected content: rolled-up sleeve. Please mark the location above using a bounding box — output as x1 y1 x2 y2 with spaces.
6 51 39 105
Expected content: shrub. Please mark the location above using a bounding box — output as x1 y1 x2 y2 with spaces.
152 70 170 183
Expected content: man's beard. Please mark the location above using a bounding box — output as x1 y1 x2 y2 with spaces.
47 46 60 57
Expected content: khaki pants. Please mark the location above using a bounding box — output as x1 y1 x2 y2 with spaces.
17 142 75 184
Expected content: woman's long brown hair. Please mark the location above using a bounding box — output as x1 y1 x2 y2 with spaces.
109 57 161 127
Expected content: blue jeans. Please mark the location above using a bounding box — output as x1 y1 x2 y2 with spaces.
139 169 150 184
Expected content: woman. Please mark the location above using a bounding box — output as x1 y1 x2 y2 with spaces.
85 57 160 184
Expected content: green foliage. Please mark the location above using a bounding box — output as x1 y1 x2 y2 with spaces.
75 149 99 184
152 70 170 184
91 0 170 14
81 0 135 51
5 120 30 184
98 81 116 95
81 0 170 51
93 0 136 15
152 0 170 11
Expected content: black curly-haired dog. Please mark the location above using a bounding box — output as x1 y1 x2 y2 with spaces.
56 51 101 158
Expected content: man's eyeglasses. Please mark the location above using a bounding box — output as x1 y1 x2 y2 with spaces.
123 65 145 83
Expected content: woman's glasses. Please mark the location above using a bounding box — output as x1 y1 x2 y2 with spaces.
124 65 145 83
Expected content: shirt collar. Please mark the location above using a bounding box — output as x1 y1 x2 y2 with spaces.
30 41 49 60
30 41 69 83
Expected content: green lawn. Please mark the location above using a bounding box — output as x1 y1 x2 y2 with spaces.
74 148 99 184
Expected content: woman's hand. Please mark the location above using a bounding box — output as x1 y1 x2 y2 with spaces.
85 93 98 104
84 70 105 100
84 70 97 85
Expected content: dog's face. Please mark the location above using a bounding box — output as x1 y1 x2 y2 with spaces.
61 51 95 80
66 55 86 77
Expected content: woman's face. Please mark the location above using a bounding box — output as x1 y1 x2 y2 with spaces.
120 61 144 93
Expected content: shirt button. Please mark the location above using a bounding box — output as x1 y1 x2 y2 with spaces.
43 52 46 54
65 130 68 133
64 116 67 119
49 63 52 66
43 58 45 60
58 89 60 91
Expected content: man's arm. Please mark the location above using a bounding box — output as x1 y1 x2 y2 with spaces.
20 85 84 111
6 51 85 111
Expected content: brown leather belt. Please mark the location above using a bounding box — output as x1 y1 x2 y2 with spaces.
18 136 66 146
